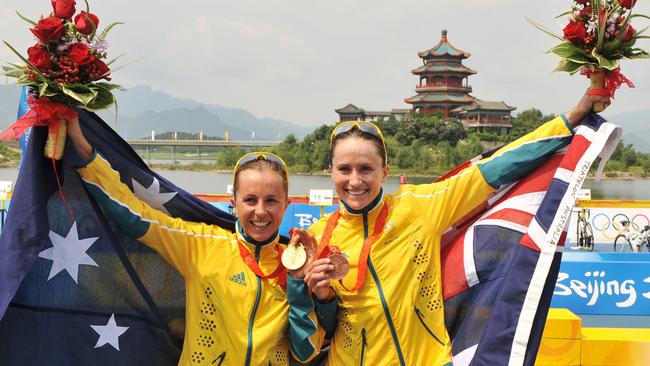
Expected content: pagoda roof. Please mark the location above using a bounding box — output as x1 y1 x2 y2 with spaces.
335 104 365 114
418 30 471 59
404 93 475 104
452 99 516 112
412 62 476 75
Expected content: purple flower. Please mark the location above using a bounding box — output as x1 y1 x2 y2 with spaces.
90 39 108 53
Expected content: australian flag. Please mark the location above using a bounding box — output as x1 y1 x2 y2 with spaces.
441 114 621 365
0 110 238 365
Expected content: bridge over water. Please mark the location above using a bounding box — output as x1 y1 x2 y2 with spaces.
126 139 282 161
126 139 281 148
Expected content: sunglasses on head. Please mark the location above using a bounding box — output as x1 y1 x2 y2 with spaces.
234 152 288 175
330 121 387 162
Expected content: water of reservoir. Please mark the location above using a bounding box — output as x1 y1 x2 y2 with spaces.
0 167 648 199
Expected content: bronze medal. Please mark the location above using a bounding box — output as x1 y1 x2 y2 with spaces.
282 244 307 270
328 253 349 280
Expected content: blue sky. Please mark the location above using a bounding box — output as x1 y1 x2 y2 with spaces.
1 0 649 125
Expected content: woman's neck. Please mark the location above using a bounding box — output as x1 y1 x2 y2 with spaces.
236 221 279 247
340 188 384 215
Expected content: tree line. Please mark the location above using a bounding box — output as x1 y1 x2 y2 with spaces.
268 109 650 178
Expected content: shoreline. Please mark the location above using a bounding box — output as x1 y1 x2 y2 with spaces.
0 160 647 180
147 164 648 180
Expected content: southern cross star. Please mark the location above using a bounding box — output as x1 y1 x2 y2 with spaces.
38 222 99 284
132 176 177 215
90 314 129 351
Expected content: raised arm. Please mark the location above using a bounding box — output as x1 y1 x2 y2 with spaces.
68 117 230 278
397 91 610 233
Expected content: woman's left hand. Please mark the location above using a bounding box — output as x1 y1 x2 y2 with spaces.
566 89 612 127
286 229 336 302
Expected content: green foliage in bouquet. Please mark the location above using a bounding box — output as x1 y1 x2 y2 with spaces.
2 0 124 111
528 0 649 74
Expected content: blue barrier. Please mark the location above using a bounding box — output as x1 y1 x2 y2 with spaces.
551 252 650 315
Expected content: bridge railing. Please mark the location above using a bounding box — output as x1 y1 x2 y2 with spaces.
126 139 281 147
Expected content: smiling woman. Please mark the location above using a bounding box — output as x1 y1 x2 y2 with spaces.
306 91 611 365
231 152 289 242
65 118 337 365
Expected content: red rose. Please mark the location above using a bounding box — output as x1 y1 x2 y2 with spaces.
90 59 111 80
563 21 587 44
623 24 635 42
51 0 76 19
575 0 588 4
618 0 637 9
579 5 593 20
27 44 52 71
74 11 99 35
67 43 92 65
30 17 65 43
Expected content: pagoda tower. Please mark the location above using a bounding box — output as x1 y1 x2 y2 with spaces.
405 30 475 118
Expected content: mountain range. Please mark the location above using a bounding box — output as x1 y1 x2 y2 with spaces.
1 85 648 152
603 110 650 153
0 85 316 140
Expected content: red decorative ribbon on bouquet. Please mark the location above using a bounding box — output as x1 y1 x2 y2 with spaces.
0 96 77 143
0 96 78 220
581 66 635 98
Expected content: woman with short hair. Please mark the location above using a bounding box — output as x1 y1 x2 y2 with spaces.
67 117 335 365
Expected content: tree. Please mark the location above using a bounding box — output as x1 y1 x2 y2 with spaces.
218 147 247 169
376 117 401 137
620 143 638 168
508 108 557 140
271 134 299 166
394 114 466 146
456 135 484 161
298 125 334 171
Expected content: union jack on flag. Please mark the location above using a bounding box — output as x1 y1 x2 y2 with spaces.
440 113 621 366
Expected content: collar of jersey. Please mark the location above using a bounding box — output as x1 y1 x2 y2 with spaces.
236 220 279 248
339 188 384 217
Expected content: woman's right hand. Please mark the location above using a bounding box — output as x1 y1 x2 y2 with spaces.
303 257 335 302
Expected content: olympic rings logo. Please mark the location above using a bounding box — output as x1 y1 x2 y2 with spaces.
590 212 650 240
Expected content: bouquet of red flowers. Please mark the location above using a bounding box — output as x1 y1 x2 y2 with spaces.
1 0 122 159
529 0 649 111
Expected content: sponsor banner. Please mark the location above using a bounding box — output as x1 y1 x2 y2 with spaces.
551 252 650 315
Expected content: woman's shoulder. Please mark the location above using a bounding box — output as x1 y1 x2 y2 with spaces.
307 212 334 235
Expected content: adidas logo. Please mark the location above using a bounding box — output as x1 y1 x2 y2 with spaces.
229 272 247 286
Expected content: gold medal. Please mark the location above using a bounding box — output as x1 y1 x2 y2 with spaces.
328 253 349 280
282 244 307 270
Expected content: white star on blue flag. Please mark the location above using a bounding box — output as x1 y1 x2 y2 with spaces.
38 222 99 284
132 177 177 215
91 313 129 351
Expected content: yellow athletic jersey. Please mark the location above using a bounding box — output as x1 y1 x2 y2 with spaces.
78 153 335 365
308 115 575 365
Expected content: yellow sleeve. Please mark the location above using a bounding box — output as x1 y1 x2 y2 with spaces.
77 152 231 278
394 115 574 232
